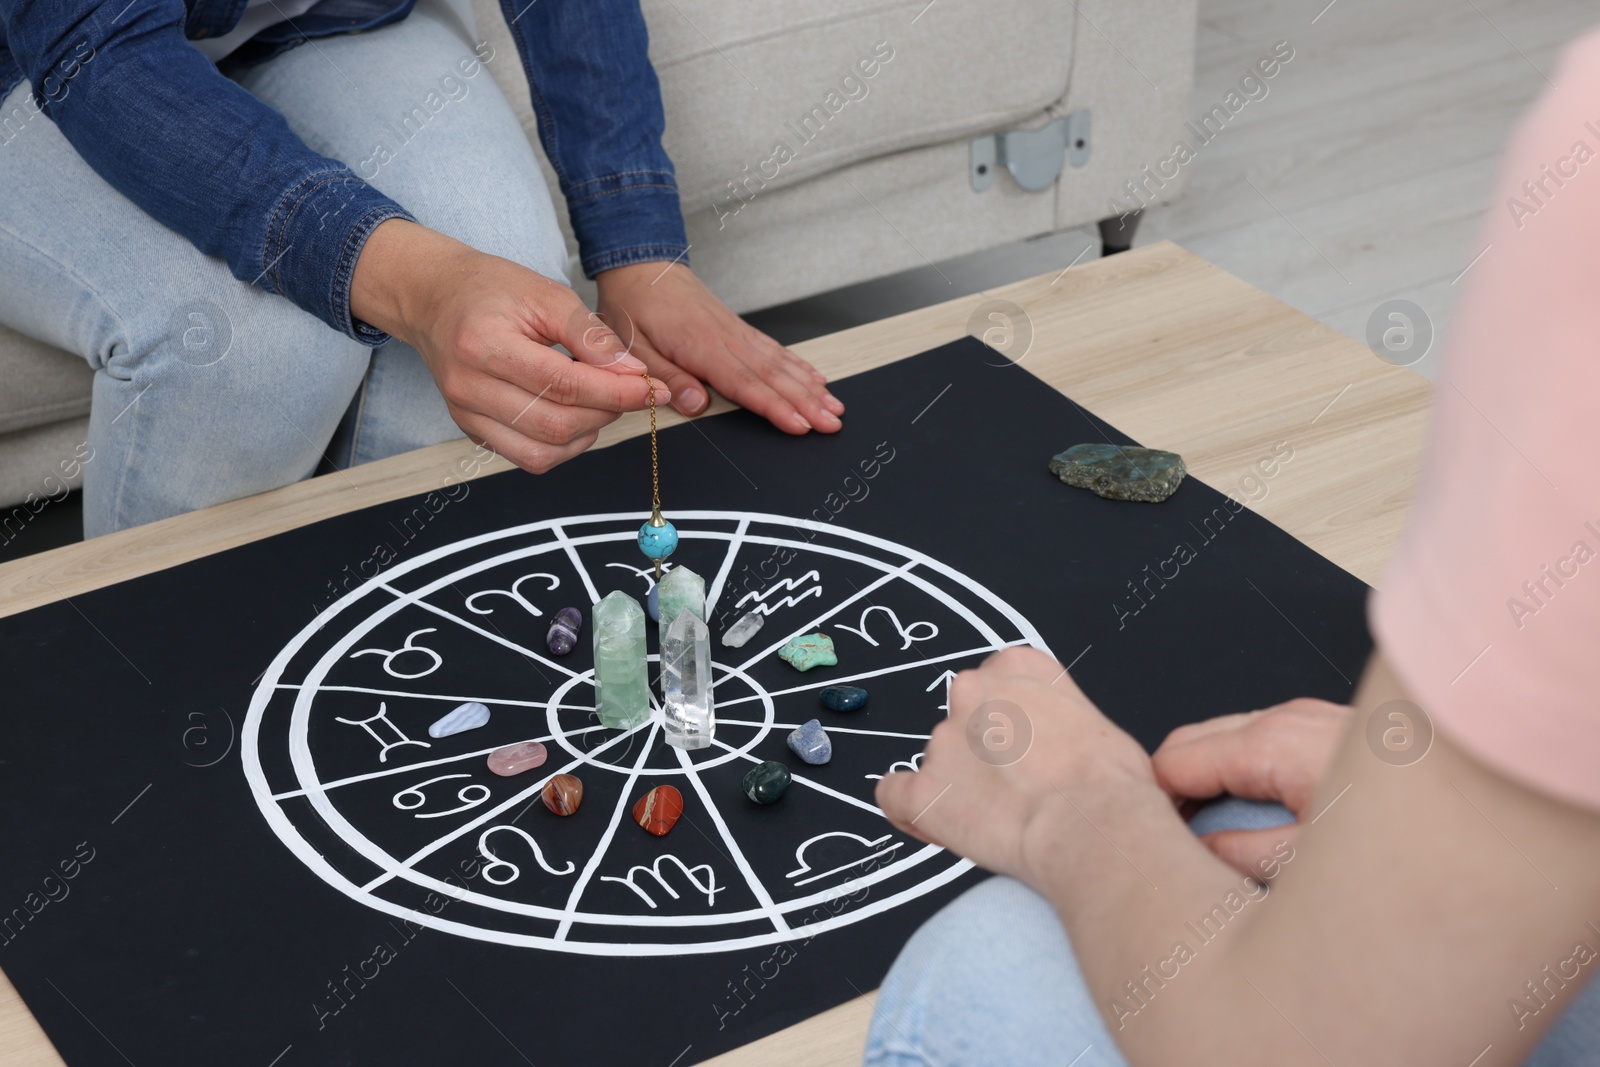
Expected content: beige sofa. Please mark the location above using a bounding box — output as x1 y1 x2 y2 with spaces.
0 0 1196 512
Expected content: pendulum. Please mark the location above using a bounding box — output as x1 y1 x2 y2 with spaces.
636 372 678 580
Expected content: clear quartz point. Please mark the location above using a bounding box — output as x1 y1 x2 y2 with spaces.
721 609 765 649
663 609 715 750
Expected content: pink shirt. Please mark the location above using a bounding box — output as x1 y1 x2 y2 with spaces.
1371 31 1600 811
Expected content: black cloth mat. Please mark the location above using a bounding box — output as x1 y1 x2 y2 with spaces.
0 337 1371 1065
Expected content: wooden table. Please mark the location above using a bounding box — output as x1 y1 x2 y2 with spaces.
0 241 1433 1066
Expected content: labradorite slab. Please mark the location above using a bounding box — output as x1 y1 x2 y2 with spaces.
1048 443 1186 503
778 632 837 671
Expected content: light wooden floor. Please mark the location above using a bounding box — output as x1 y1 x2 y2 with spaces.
751 0 1599 383
1143 0 1598 380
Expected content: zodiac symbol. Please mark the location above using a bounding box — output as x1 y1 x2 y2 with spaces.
926 669 958 714
736 571 822 617
836 605 938 650
600 855 722 908
464 572 561 619
393 774 491 819
786 832 903 887
865 752 924 780
605 561 671 591
352 628 442 679
477 825 575 885
335 702 430 763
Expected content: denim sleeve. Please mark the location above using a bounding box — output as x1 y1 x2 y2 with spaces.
0 0 415 344
496 0 689 278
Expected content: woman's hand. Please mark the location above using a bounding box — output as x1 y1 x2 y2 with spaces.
874 646 1157 890
594 261 844 434
1150 697 1351 875
350 219 667 473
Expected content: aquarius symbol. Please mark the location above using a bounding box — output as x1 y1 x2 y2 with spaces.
335 702 430 763
352 628 442 679
736 571 822 616
464 573 561 619
600 854 722 908
836 605 938 650
477 825 575 885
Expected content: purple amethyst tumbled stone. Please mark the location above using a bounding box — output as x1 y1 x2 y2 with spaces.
547 606 583 656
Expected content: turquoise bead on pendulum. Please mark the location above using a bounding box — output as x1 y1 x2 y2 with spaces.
636 372 677 579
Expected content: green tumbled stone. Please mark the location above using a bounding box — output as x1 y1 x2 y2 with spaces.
1048 443 1186 503
743 760 792 804
778 632 837 671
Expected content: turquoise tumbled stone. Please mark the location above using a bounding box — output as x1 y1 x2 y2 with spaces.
638 519 678 562
820 685 868 712
743 760 792 804
779 632 837 671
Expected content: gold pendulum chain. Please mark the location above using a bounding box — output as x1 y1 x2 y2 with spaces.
644 371 664 580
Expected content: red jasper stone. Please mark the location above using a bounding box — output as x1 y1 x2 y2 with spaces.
542 773 583 816
632 784 684 837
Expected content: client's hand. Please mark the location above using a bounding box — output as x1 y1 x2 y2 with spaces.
874 646 1157 891
350 219 667 474
1151 698 1351 876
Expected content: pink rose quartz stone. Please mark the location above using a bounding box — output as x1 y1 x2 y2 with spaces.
487 741 548 777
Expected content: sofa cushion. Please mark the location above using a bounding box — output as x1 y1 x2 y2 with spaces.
647 1 1076 206
0 324 93 435
474 0 1075 209
0 416 90 512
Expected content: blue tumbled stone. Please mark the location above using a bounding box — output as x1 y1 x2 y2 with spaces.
646 583 660 622
787 718 832 765
820 685 869 712
428 701 490 738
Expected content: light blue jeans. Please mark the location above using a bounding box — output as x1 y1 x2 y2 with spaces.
0 0 567 536
865 797 1600 1066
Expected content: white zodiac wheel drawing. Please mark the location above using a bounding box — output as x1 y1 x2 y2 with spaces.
243 511 1049 957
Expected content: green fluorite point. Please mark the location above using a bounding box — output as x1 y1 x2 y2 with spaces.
1048 443 1186 503
657 565 706 629
593 590 651 730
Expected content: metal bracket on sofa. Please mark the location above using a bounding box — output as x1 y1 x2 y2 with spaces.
970 110 1091 193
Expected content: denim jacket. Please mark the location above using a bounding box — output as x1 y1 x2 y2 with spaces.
0 0 688 344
